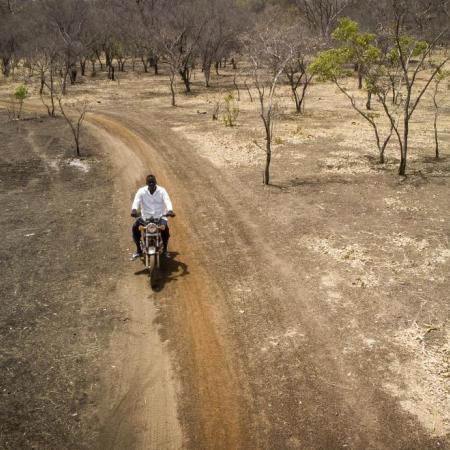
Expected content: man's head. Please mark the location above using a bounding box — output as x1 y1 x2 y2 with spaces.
146 174 157 193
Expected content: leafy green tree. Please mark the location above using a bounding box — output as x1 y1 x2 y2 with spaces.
331 17 377 90
312 16 450 174
14 85 28 119
378 22 449 175
311 46 393 164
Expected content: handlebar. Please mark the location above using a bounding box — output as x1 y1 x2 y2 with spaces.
131 213 176 221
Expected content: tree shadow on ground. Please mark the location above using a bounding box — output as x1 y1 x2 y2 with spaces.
268 176 354 190
133 251 189 292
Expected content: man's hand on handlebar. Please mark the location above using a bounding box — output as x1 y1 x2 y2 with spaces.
131 209 139 218
167 210 176 217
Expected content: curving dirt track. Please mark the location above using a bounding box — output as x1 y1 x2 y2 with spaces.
88 113 247 450
86 109 448 450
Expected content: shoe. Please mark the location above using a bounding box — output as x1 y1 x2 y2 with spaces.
130 252 142 261
162 249 169 258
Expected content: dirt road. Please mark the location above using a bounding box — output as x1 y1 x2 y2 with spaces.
86 109 448 450
88 114 248 450
2 62 450 449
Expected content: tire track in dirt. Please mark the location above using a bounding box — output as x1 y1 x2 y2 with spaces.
88 114 249 450
84 120 182 450
98 112 380 448
95 110 448 450
89 112 380 448
2 98 447 449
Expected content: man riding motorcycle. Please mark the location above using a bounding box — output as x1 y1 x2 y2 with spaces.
130 174 175 260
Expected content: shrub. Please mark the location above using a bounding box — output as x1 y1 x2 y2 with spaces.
14 85 28 119
222 93 239 127
14 85 28 101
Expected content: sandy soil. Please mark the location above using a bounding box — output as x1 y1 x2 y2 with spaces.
1 63 450 449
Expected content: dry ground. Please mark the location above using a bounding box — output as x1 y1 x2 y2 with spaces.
0 63 449 449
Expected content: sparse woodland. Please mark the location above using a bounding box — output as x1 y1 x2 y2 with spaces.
2 4 450 448
2 0 450 180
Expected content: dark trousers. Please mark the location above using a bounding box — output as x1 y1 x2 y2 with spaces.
132 218 170 253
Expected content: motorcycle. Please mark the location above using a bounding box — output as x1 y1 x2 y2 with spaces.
138 215 172 288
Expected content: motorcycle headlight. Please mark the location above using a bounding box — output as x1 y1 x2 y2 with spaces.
147 223 158 233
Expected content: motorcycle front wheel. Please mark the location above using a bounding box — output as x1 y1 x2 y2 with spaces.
148 254 158 288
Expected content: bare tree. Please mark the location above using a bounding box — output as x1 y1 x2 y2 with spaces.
245 14 295 184
431 69 448 159
294 0 352 38
134 0 163 74
33 49 58 117
280 22 317 113
57 95 89 157
153 0 205 103
41 0 89 93
197 0 242 87
0 0 25 77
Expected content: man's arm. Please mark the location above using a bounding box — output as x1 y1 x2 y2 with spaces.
161 188 174 214
131 190 142 217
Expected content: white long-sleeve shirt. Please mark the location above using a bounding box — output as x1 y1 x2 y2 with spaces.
131 185 173 219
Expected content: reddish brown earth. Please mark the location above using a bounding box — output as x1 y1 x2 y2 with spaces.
1 70 450 449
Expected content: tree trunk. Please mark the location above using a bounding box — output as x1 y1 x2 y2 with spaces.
141 57 148 73
149 56 159 75
366 91 372 110
233 75 240 100
399 120 408 176
358 71 363 89
300 80 311 113
2 57 11 77
49 70 55 117
292 86 301 113
398 154 407 175
433 88 440 159
95 51 103 70
263 117 272 185
69 67 77 84
105 51 112 70
169 75 176 106
108 65 115 81
244 81 253 102
434 112 439 159
91 60 96 77
75 138 81 157
204 65 211 87
39 72 45 95
26 61 33 76
264 130 271 185
62 68 69 95
80 59 86 76
179 67 191 93
17 99 23 119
